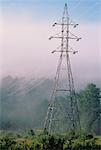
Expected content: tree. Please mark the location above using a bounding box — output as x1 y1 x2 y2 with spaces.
78 83 100 135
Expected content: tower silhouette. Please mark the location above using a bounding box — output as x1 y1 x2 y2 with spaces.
44 3 81 134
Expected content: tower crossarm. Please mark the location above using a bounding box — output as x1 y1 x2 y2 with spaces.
52 22 79 28
49 36 81 41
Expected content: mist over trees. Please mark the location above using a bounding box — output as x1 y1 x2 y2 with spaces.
77 84 101 135
0 76 101 135
0 76 51 130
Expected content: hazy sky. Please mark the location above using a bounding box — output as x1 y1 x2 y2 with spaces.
0 0 101 84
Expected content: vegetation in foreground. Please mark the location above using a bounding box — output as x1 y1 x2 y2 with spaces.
0 129 101 150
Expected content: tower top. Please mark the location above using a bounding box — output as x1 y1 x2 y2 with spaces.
62 1 69 21
65 0 69 6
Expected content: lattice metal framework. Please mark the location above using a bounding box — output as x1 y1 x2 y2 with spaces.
44 3 81 134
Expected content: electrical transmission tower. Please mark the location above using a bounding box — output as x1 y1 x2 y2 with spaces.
44 3 81 134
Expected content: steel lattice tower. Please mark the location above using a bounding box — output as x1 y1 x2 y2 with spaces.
44 3 81 134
